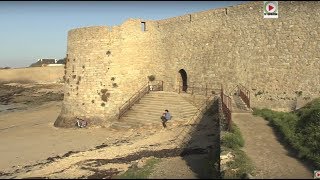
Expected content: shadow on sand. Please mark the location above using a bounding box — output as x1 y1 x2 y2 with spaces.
180 98 221 179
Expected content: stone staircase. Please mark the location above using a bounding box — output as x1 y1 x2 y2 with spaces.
110 91 204 130
232 95 252 113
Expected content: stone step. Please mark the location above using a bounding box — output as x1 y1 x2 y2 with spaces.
138 99 193 104
117 91 200 127
132 103 197 111
110 122 140 130
121 116 189 125
120 117 161 124
145 92 182 95
123 111 197 120
143 93 184 97
130 107 197 113
135 99 196 105
134 105 194 110
132 102 197 107
138 100 192 105
140 94 186 98
130 105 197 112
232 95 251 112
144 94 182 100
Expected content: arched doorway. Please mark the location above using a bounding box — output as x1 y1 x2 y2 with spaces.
179 69 188 92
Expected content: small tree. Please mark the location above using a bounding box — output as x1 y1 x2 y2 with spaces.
148 75 155 82
148 75 156 91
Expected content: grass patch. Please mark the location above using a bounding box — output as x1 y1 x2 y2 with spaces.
115 158 161 179
253 98 320 169
221 124 254 179
222 148 254 179
221 124 245 149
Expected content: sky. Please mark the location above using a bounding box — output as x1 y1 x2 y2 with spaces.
0 1 249 68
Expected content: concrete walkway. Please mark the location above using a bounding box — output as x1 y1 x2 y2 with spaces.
232 112 313 179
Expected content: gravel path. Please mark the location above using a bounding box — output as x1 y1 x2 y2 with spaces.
232 112 313 179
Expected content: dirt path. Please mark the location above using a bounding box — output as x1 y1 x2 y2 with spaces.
232 112 313 179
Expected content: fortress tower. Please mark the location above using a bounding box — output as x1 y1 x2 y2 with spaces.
54 1 320 128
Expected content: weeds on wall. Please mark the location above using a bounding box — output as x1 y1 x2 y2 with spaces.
100 89 110 102
101 89 108 94
112 83 118 88
254 90 264 97
147 75 155 82
295 91 303 97
76 76 81 85
303 97 311 100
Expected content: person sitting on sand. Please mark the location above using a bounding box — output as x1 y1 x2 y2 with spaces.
160 109 171 128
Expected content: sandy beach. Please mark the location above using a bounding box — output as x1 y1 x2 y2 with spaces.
0 82 219 179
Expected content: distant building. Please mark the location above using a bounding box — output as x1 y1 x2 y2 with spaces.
30 58 60 67
37 58 57 64
46 64 64 67
30 58 65 67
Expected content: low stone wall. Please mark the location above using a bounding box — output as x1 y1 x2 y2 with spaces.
0 66 64 83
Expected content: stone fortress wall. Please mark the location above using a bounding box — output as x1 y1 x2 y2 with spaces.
55 1 320 127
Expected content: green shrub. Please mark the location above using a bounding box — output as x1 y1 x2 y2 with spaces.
115 158 161 179
147 75 155 82
221 123 253 179
253 100 320 169
222 124 245 149
223 149 254 179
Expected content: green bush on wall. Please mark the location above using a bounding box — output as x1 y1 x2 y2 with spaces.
148 75 155 82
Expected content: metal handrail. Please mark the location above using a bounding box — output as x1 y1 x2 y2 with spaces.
228 84 251 109
238 84 250 108
221 84 232 131
179 85 220 96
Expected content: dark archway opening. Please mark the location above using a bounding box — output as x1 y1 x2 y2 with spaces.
179 69 188 92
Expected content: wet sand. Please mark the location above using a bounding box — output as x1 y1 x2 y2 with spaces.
0 101 127 172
